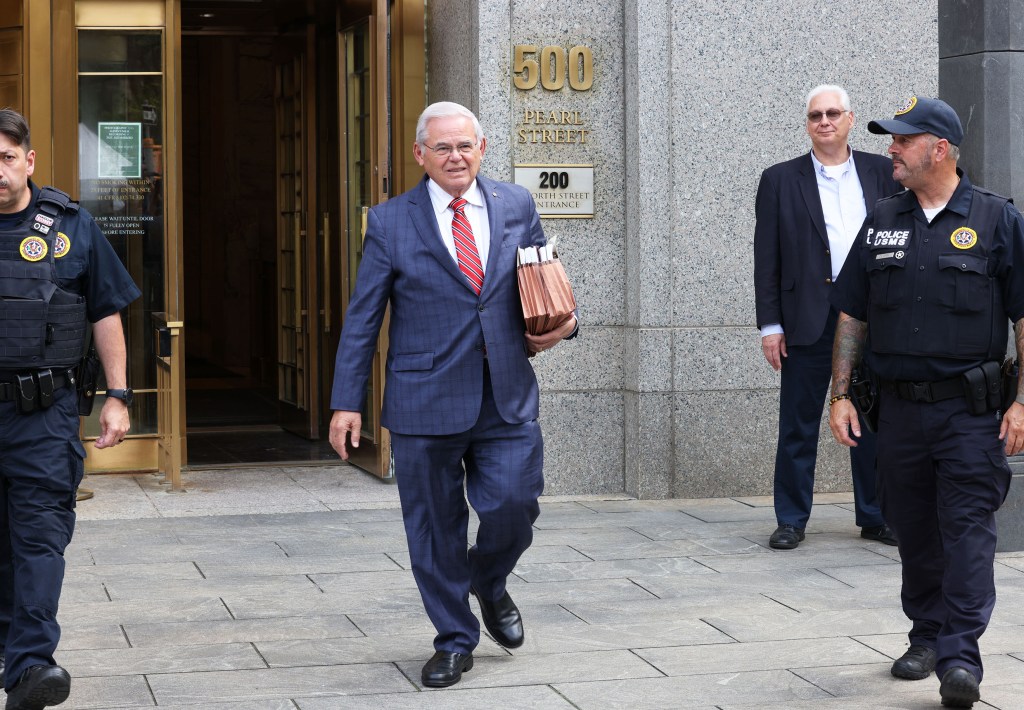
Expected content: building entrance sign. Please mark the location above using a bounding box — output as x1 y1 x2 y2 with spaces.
513 164 593 218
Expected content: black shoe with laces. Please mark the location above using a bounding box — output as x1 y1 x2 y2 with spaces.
769 524 805 550
891 644 936 680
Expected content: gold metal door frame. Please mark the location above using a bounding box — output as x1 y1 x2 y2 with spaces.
47 0 183 476
335 0 391 478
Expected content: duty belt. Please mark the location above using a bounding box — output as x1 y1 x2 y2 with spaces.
0 369 73 406
880 377 963 403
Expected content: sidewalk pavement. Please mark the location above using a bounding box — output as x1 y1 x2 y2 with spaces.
22 465 1024 709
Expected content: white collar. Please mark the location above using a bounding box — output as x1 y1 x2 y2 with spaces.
427 178 484 214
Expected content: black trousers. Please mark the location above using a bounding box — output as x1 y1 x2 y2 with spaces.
0 385 84 689
877 393 1011 682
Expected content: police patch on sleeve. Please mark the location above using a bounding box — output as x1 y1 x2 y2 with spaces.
895 96 918 115
54 232 70 258
950 227 978 250
19 236 48 262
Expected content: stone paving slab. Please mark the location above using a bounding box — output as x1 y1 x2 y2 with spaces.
54 674 153 709
196 553 404 579
717 693 960 710
553 669 832 708
688 547 894 574
146 665 413 704
513 618 733 653
298 685 578 709
255 634 506 668
634 637 890 676
397 649 663 690
220 586 429 619
632 566 853 600
59 597 231 625
702 607 915 643
61 642 266 677
86 703 297 710
57 622 130 651
121 616 363 647
512 554 719 582
103 576 321 603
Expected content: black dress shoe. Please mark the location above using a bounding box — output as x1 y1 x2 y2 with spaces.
472 588 524 648
5 664 71 710
861 524 898 546
940 667 980 708
768 524 805 550
421 651 473 688
891 644 936 679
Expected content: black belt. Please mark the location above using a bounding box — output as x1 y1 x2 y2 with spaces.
0 370 72 402
881 376 963 403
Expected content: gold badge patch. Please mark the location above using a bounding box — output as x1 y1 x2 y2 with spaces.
19 236 48 261
950 227 978 250
895 96 918 116
54 232 70 258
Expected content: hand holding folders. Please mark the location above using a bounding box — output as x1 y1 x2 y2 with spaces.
517 242 576 335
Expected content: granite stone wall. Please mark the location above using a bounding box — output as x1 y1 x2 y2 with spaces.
426 0 938 497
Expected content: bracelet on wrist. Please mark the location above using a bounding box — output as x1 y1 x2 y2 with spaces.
829 394 852 406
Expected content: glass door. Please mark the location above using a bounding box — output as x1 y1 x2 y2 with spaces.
75 19 170 472
337 1 391 477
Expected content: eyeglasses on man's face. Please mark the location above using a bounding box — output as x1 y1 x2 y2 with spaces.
422 141 478 158
806 109 848 123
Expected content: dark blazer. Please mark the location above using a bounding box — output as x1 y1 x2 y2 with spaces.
330 174 545 435
754 150 899 346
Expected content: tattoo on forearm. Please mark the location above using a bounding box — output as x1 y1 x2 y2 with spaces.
832 314 868 396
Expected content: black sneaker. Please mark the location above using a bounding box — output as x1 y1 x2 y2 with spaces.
769 524 805 550
891 644 936 680
940 667 980 708
4 664 71 710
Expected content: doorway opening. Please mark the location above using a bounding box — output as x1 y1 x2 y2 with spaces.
180 4 336 467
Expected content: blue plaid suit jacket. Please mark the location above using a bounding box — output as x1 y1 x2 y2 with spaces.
330 174 546 435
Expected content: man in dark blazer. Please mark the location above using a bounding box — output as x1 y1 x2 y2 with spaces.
754 85 899 550
329 102 576 688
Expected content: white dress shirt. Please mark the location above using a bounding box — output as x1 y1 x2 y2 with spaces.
760 149 867 339
426 178 491 276
811 148 867 281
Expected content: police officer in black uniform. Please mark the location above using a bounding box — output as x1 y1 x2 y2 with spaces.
829 97 1024 709
0 108 140 709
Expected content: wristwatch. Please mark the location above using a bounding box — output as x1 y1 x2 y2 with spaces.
106 388 134 406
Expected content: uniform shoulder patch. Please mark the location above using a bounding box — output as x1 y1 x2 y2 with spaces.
20 236 48 261
895 96 918 115
54 232 71 258
950 227 978 250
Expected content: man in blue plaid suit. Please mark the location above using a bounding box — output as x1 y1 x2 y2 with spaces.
329 102 577 688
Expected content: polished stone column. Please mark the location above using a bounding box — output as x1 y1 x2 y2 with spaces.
940 0 1024 549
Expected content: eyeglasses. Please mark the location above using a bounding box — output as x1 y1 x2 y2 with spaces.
422 141 478 158
807 109 848 123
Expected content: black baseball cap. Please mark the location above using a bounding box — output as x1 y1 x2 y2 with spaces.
868 96 964 146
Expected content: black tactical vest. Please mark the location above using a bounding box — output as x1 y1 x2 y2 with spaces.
865 186 1009 361
0 187 89 369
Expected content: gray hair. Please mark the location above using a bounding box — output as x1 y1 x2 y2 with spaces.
415 102 484 145
806 84 851 113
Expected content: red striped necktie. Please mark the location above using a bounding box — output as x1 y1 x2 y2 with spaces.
449 197 484 294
